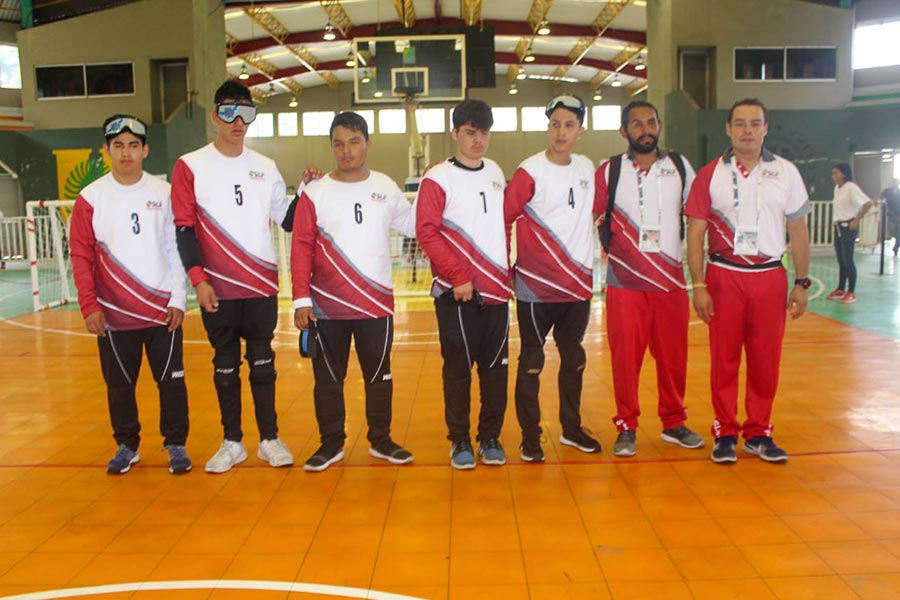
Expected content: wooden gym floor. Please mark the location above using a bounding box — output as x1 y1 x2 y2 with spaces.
0 252 899 599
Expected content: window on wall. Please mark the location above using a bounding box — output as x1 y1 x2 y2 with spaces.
854 20 900 69
246 113 274 138
378 109 406 134
35 62 135 98
734 47 836 81
302 111 335 136
415 108 445 133
591 105 620 131
520 107 547 132
491 107 518 132
355 110 376 135
0 45 21 90
277 113 298 136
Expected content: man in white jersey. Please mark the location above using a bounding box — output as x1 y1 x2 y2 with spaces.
172 80 295 473
504 95 601 462
686 98 811 464
416 99 511 470
70 114 191 475
596 100 705 458
292 112 415 472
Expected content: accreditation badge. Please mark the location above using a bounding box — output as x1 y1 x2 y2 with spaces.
733 225 760 256
638 225 662 253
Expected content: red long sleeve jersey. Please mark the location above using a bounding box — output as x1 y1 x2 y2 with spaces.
171 143 288 300
290 171 414 320
69 172 187 331
504 152 595 303
414 158 510 305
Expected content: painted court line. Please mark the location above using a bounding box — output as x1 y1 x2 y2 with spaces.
0 579 426 600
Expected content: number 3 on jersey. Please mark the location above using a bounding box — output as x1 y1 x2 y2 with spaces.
130 212 140 235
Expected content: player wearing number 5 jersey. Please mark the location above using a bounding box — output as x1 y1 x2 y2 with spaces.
504 95 601 463
172 80 296 473
291 111 415 472
415 99 511 470
70 114 191 475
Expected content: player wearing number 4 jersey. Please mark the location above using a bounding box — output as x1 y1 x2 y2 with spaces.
70 114 191 475
416 99 511 470
292 111 415 472
172 80 297 473
504 95 600 463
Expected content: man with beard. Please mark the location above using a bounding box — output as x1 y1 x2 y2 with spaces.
595 100 705 458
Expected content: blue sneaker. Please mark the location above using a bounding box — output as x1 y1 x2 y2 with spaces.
711 436 738 464
743 436 788 463
166 445 192 474
450 441 476 470
478 438 506 466
107 444 139 474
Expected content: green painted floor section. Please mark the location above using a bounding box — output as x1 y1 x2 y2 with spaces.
1 244 898 339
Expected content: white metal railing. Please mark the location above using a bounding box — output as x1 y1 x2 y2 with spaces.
807 199 883 250
0 215 29 266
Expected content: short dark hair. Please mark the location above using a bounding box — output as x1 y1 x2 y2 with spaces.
833 162 853 183
330 111 369 141
452 99 493 131
727 98 768 124
620 100 659 130
102 114 147 145
214 80 252 105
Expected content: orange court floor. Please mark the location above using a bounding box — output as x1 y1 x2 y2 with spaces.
1 273 900 599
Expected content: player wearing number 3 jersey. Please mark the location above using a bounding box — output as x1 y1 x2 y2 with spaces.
172 80 296 473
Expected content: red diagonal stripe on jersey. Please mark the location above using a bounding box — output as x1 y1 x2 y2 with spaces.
196 209 278 298
311 235 394 319
516 213 592 293
707 213 773 266
95 245 169 328
608 215 684 289
439 227 510 300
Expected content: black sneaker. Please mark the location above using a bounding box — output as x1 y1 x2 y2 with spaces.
520 438 545 463
303 444 344 472
369 440 414 465
560 429 602 454
743 436 788 463
711 436 738 464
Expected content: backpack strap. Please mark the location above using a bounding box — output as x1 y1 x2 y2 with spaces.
599 154 622 252
668 150 687 240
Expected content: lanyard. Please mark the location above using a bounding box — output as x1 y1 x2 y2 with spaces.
730 164 762 226
634 161 663 226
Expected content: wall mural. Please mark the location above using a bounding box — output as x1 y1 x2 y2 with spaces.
51 148 110 200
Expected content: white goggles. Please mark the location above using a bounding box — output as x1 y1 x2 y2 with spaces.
545 95 586 118
105 117 146 138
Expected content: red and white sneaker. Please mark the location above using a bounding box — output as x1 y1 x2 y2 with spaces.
826 289 845 300
840 292 857 303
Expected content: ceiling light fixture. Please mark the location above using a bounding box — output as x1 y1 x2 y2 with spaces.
516 69 527 81
289 96 298 108
537 19 550 36
323 23 336 41
611 74 622 87
592 89 602 101
361 69 372 84
524 48 535 63
238 64 249 80
345 50 356 68
508 83 518 95
374 90 383 98
635 56 646 71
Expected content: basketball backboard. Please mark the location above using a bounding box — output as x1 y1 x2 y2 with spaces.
353 34 466 104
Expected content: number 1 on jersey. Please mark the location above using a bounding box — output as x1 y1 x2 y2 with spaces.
480 191 487 214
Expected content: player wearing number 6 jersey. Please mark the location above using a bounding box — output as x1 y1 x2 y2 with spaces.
172 80 296 473
504 95 600 463
291 111 415 472
70 114 191 475
415 99 511 470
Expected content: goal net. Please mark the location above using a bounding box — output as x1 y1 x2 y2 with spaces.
26 200 76 311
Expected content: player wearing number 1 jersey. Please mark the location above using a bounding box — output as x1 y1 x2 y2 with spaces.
172 80 296 473
415 99 511 470
70 114 191 475
292 112 415 472
504 95 601 463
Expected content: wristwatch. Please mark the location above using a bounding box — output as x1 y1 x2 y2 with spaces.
794 277 811 290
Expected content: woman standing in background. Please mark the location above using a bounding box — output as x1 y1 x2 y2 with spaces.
827 163 873 304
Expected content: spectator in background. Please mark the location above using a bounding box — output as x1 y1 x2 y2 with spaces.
879 178 900 257
827 163 874 304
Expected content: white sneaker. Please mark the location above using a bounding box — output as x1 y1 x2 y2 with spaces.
258 438 294 467
204 440 248 473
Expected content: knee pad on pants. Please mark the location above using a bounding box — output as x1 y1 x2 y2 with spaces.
213 355 240 389
558 343 586 372
247 344 276 385
518 345 545 376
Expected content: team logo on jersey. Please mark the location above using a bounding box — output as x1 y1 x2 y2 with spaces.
761 168 780 180
145 199 163 209
248 169 265 180
580 179 590 189
370 192 387 202
492 180 504 191
659 167 678 177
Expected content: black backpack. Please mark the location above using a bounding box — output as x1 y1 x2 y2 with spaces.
598 151 687 252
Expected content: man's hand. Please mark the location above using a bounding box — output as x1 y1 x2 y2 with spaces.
301 165 325 184
84 310 108 337
294 306 316 330
788 286 808 320
166 307 185 332
195 281 219 313
453 281 474 302
692 287 715 324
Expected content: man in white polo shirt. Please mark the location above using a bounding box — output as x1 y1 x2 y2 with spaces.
686 98 811 464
